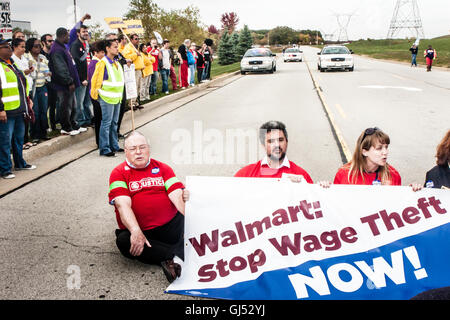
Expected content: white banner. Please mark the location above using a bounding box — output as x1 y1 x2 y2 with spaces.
0 1 12 40
123 64 138 100
167 176 450 300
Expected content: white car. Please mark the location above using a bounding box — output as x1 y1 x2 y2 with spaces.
240 48 277 74
283 47 303 62
317 45 354 72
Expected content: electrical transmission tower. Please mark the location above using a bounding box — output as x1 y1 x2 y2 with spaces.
334 13 355 43
387 0 425 39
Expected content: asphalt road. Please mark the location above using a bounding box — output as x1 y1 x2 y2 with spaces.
0 47 449 300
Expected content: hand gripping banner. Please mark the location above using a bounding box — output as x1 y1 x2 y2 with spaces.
166 176 450 300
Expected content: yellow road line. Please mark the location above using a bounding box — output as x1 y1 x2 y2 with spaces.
304 58 352 163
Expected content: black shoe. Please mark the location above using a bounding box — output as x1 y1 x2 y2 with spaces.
161 260 181 283
115 148 125 153
101 152 116 157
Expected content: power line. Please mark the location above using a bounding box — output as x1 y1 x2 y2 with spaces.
387 0 425 39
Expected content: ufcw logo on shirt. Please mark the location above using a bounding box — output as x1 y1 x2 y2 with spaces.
129 177 164 192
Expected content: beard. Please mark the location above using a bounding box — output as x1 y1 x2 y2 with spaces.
268 148 286 162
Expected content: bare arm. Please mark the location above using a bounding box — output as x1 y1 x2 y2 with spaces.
168 189 185 215
114 196 151 256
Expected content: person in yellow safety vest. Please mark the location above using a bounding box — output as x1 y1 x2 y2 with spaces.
121 34 144 107
90 39 125 157
0 39 37 179
139 43 155 104
424 45 437 72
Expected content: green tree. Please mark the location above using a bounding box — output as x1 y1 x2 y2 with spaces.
229 32 240 62
125 0 161 41
237 25 253 57
89 22 106 41
268 26 297 45
218 30 234 65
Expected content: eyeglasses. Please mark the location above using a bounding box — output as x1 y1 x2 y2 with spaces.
46 40 54 43
362 127 379 142
126 144 149 152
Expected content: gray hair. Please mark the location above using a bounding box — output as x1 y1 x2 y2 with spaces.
184 39 191 45
124 131 150 148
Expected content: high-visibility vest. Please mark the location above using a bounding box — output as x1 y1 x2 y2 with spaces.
0 61 27 111
98 57 124 105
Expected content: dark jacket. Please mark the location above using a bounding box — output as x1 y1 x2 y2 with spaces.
70 38 90 82
410 47 418 55
425 165 450 189
48 40 80 91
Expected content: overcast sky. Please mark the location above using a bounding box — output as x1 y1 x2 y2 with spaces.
13 0 450 40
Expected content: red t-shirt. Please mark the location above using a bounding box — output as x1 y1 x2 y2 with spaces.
148 48 160 72
333 164 402 186
108 159 184 231
234 160 314 183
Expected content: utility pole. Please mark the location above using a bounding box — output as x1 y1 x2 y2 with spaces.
387 0 425 39
73 0 77 24
334 13 355 43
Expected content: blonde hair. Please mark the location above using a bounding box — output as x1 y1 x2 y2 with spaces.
347 128 393 185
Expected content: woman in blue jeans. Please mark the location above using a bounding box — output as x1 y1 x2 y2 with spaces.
90 40 124 157
25 38 51 142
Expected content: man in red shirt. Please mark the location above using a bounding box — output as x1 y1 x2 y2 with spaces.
109 131 186 283
234 121 313 183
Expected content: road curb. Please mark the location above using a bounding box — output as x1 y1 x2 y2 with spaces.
23 70 241 165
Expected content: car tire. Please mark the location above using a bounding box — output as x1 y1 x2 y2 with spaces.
273 65 276 72
349 66 354 72
320 67 325 72
241 70 246 75
284 60 286 62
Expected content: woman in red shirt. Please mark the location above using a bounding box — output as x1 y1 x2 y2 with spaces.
334 127 421 190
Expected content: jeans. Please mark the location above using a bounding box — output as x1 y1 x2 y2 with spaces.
74 85 92 127
98 97 120 155
188 64 196 85
0 114 28 174
47 84 57 130
30 86 49 140
56 89 79 132
160 69 170 93
411 54 417 66
150 71 159 95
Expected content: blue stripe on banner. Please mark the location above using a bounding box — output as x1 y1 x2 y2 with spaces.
167 222 450 300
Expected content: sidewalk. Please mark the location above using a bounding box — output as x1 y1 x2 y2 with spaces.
0 71 241 197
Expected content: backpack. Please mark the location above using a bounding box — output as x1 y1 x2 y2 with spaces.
187 51 195 65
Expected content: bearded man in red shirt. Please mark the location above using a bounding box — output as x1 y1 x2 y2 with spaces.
234 121 314 183
109 131 186 283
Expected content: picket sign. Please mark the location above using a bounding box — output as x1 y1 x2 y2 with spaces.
166 176 450 300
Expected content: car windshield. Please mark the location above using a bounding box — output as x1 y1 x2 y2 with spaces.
244 49 272 57
321 47 350 55
285 48 299 53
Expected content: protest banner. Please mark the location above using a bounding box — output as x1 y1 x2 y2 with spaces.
0 1 12 40
104 17 127 30
166 176 450 300
123 64 138 130
123 19 145 35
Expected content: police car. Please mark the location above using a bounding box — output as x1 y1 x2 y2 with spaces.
240 48 277 74
317 45 354 72
283 47 303 62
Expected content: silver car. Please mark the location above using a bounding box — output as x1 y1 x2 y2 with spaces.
240 48 277 75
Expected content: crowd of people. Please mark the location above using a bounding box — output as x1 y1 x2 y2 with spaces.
0 14 215 178
108 122 449 283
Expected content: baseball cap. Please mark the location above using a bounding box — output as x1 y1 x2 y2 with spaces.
0 39 12 45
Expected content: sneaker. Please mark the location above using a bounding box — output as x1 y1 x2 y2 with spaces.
16 164 36 171
1 172 15 179
161 260 181 283
165 91 169 94
61 129 80 136
78 127 88 133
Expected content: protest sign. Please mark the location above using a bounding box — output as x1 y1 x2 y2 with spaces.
0 1 12 40
166 176 450 300
123 63 137 100
123 19 144 35
104 17 127 30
